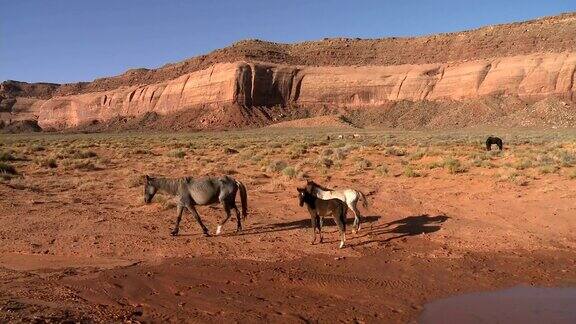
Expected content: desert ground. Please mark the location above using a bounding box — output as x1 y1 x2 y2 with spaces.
1 127 576 323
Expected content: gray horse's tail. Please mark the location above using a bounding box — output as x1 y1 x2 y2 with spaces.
358 190 369 209
236 180 248 219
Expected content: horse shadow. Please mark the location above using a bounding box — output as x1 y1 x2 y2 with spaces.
353 214 449 247
233 215 381 237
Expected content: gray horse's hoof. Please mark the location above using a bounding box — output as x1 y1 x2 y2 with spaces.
170 231 179 236
203 232 211 237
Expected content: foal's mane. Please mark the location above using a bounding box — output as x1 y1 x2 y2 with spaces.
307 180 332 191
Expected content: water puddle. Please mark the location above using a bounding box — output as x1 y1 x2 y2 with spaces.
420 285 576 324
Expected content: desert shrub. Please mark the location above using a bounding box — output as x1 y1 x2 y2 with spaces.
73 150 98 159
71 160 98 171
30 144 45 152
403 166 420 177
426 161 444 169
356 158 372 170
38 158 58 168
281 166 297 179
385 147 407 156
322 148 334 156
539 165 559 174
0 151 16 162
513 159 532 170
409 149 426 161
317 157 334 168
375 164 388 176
443 157 468 174
0 162 17 175
167 149 186 158
556 150 576 167
329 141 347 148
267 160 288 173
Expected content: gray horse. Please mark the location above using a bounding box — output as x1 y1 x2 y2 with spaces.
143 175 247 236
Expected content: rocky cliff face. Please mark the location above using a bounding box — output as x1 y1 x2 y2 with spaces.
2 13 576 130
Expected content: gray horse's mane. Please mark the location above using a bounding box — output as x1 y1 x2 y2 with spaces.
148 176 189 196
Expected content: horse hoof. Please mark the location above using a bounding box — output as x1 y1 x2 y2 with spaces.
203 232 211 237
216 225 222 235
339 241 345 249
170 231 179 236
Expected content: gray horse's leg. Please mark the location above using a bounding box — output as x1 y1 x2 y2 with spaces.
171 205 184 236
186 204 210 236
216 202 233 235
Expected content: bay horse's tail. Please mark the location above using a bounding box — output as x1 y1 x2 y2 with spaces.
357 190 369 209
236 180 248 219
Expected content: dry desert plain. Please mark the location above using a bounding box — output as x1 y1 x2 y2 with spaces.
1 127 576 323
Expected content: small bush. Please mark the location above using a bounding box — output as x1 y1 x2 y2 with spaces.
0 162 17 175
267 160 288 173
443 157 468 174
167 149 186 158
539 165 559 174
281 166 297 179
39 158 58 168
386 147 406 156
74 150 98 159
356 158 372 170
375 164 388 176
0 151 16 162
317 157 334 168
403 166 420 177
71 160 98 171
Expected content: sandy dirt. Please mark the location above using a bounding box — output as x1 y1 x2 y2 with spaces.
1 128 575 322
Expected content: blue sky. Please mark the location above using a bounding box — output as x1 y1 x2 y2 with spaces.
1 0 575 84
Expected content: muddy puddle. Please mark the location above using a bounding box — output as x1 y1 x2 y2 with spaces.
420 285 576 324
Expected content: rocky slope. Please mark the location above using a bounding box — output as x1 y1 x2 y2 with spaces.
2 13 576 131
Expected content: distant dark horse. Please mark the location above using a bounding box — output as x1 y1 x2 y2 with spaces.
144 175 247 236
297 187 347 249
486 136 503 151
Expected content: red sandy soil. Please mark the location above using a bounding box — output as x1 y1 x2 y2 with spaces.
0 130 575 322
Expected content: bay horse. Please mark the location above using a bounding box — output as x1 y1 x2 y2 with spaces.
297 187 347 249
304 180 368 233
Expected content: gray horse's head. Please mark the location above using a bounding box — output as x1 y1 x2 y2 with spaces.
144 175 157 203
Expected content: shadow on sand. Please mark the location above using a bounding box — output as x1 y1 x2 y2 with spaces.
353 214 449 247
230 215 381 237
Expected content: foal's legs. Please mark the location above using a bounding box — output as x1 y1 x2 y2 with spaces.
318 214 324 243
185 204 210 236
171 205 184 236
310 211 318 244
334 209 346 249
349 200 362 233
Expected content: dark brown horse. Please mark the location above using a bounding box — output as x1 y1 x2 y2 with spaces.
486 136 503 151
297 187 347 249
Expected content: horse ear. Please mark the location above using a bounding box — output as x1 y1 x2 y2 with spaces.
296 187 303 192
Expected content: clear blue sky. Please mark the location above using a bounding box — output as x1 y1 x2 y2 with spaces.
1 0 575 84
